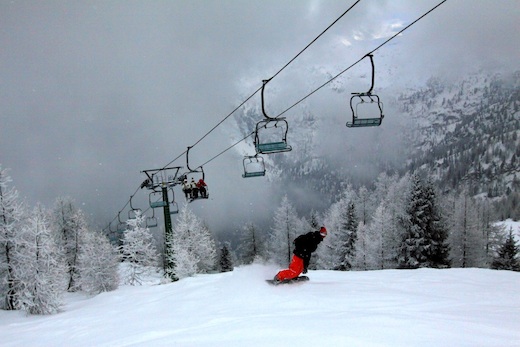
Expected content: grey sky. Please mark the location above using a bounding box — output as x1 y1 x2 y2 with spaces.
1 0 518 232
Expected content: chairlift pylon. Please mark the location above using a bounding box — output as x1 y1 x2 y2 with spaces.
347 54 384 128
242 154 266 178
254 79 292 154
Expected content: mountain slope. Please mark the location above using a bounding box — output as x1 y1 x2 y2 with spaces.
1 264 519 346
399 71 520 197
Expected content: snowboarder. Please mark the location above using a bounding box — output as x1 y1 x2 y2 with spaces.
273 226 327 283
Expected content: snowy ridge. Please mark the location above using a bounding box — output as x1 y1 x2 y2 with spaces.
2 264 519 346
399 71 520 196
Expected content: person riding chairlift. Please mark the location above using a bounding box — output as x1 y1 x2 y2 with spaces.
197 178 207 198
190 178 199 199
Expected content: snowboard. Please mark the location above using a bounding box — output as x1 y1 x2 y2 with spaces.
266 276 309 285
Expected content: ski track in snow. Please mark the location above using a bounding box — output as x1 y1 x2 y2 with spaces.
1 263 519 347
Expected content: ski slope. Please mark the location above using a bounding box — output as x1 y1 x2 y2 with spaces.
1 263 519 347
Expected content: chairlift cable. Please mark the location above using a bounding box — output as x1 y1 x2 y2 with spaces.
160 0 361 170
199 131 255 168
191 0 449 167
267 0 362 82
274 0 448 120
104 0 446 232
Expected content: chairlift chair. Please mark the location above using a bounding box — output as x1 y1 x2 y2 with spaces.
347 94 384 127
128 196 141 220
116 213 126 233
145 209 159 228
170 201 179 214
149 191 167 208
169 189 179 214
185 147 209 202
242 155 266 178
254 79 292 154
346 54 384 128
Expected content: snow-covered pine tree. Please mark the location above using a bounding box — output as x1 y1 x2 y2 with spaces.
13 204 65 314
267 195 301 266
399 175 450 268
398 174 430 269
491 228 520 271
120 211 158 285
0 166 24 310
335 201 359 271
422 179 450 268
172 206 217 279
76 230 119 295
219 243 233 272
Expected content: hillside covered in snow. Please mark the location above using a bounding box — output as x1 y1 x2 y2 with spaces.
1 264 519 347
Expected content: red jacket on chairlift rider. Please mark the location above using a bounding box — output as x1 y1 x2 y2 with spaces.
275 226 327 281
196 179 207 198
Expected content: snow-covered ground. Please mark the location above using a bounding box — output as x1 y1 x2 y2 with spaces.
1 263 519 347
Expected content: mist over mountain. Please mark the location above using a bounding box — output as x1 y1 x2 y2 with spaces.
230 69 520 218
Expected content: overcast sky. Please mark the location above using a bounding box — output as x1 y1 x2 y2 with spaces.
1 0 519 233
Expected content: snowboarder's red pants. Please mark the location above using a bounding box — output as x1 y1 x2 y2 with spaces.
276 255 304 281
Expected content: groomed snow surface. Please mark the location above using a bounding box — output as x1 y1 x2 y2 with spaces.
1 264 519 347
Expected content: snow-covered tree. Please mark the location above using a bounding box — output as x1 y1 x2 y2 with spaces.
13 204 65 314
120 211 159 285
318 188 358 271
0 166 24 310
267 195 301 266
422 179 450 268
50 197 84 292
491 228 520 271
172 206 217 279
447 190 485 268
219 243 234 272
237 222 263 265
399 175 450 269
76 230 119 295
354 221 380 270
335 201 358 271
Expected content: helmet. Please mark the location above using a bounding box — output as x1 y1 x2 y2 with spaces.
319 226 327 237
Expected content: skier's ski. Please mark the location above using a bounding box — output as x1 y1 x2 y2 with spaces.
266 276 309 285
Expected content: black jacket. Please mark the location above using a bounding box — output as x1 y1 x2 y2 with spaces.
293 231 324 268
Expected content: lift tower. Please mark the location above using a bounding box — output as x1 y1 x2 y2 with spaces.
141 166 183 281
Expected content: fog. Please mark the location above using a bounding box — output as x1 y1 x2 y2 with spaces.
1 1 518 236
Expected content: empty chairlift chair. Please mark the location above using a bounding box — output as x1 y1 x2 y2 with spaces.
254 79 292 154
242 155 266 178
346 54 384 128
